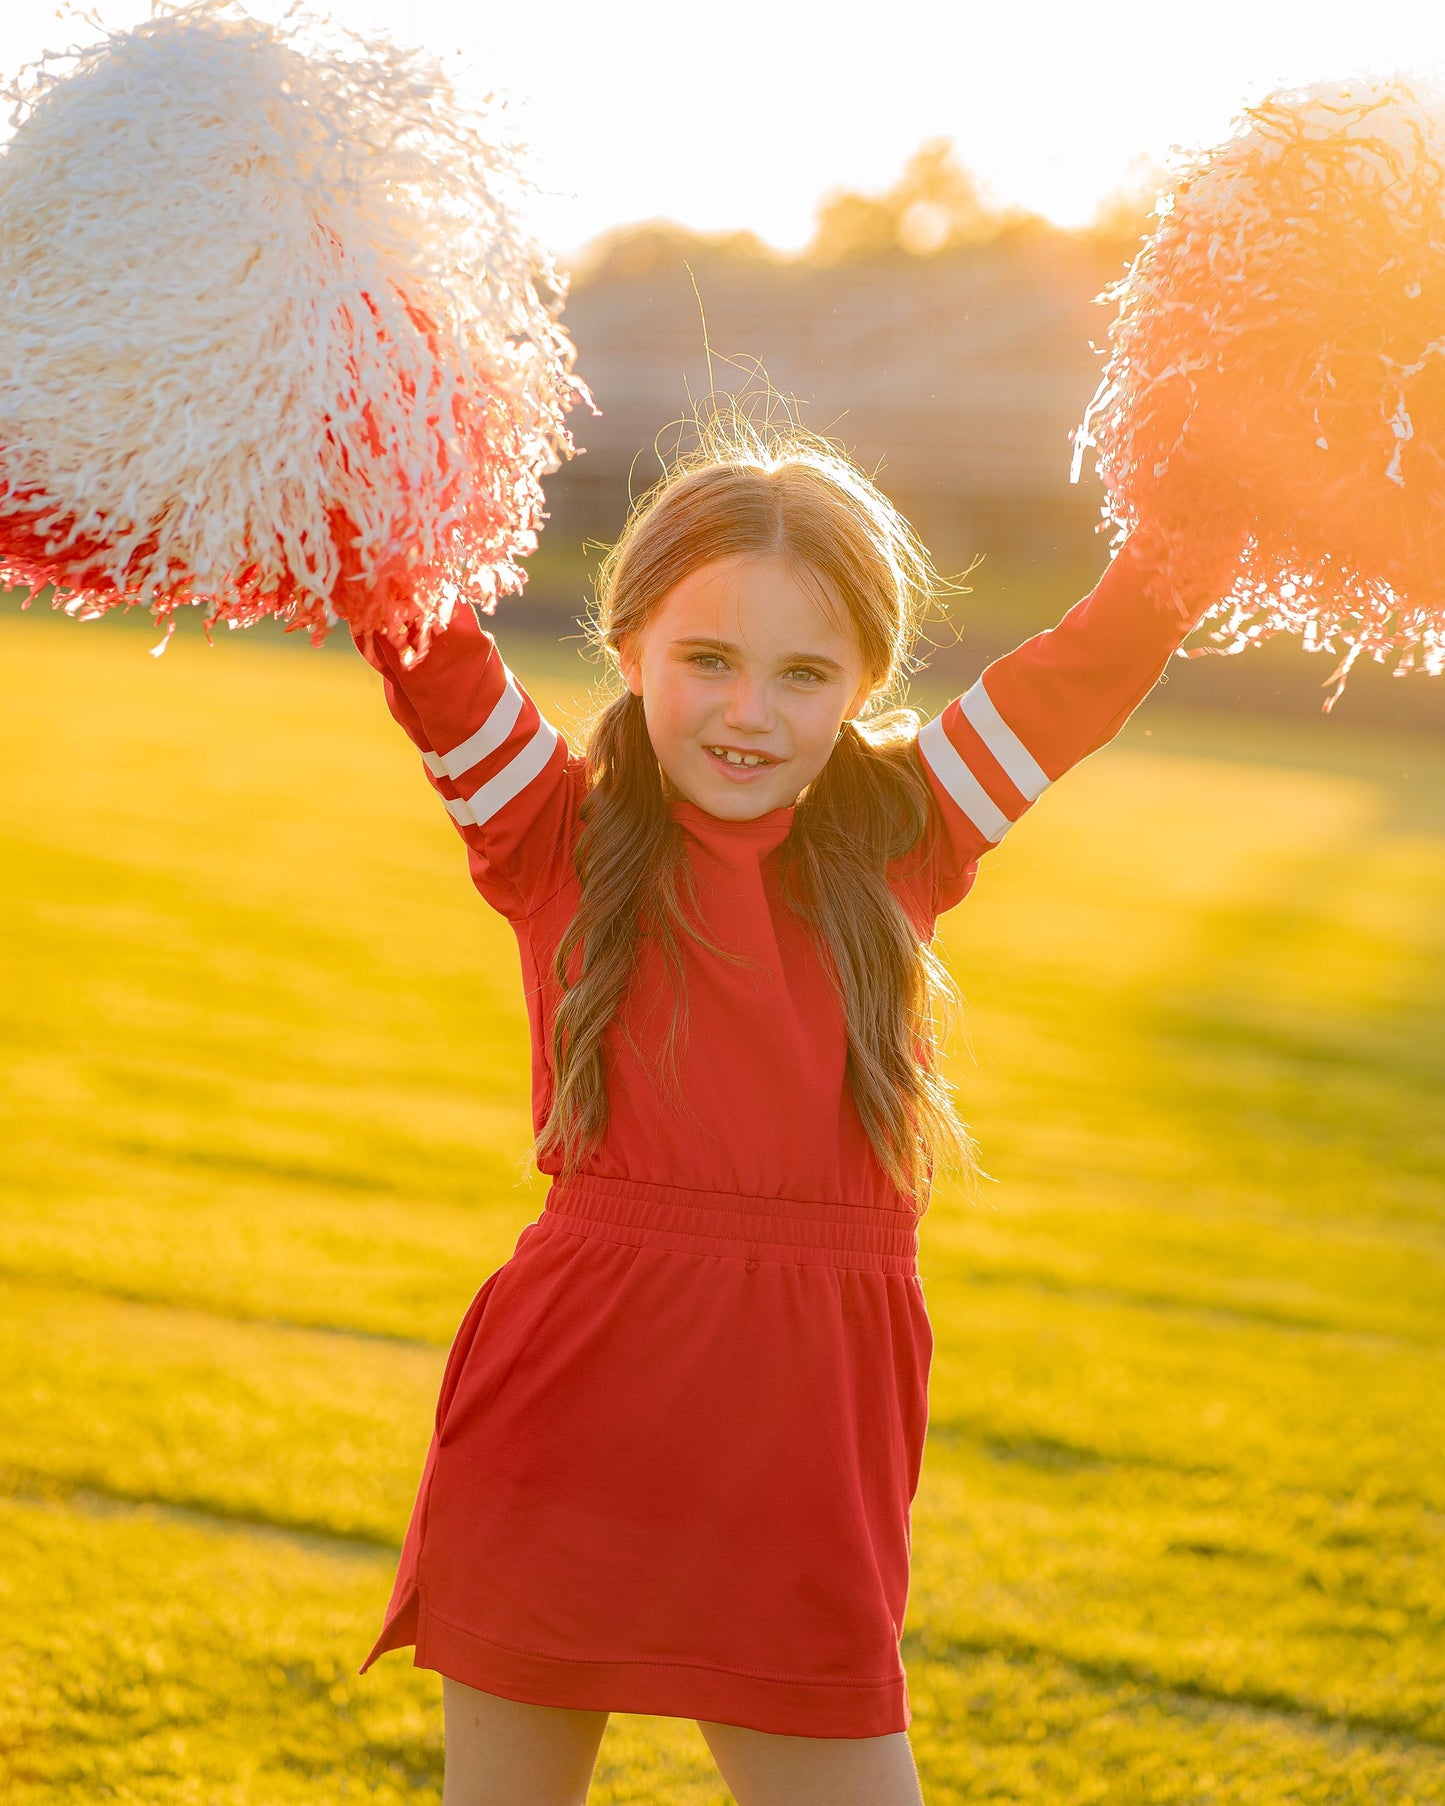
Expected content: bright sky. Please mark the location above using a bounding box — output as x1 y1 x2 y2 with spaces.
4 0 1445 254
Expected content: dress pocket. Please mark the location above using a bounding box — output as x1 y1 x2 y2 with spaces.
434 1265 505 1438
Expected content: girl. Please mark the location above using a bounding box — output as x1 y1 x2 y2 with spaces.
351 426 1215 1806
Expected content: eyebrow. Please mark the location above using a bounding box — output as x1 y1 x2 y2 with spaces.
670 636 848 675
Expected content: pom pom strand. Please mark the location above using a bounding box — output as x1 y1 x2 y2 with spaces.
0 1 585 655
1074 79 1445 704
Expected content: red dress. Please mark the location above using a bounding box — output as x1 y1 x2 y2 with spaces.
356 538 1185 1736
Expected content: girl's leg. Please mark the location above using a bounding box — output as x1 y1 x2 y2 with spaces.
696 1720 925 1806
440 1677 609 1806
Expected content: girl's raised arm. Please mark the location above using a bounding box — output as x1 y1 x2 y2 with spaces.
352 607 582 919
916 532 1208 913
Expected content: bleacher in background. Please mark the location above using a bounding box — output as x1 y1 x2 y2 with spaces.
547 230 1117 569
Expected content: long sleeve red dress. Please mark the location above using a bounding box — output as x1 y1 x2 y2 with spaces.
355 535 1189 1738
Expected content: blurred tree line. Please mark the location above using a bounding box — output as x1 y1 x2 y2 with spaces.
571 138 1165 281
545 138 1162 591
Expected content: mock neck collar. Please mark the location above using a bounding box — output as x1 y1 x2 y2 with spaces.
669 796 796 853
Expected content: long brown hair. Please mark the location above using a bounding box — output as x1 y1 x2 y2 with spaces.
536 422 973 1204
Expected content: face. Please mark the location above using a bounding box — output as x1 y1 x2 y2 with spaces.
615 553 874 820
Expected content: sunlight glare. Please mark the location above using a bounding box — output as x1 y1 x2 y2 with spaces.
1 0 1442 252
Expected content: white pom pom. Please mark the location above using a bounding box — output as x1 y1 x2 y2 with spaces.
0 1 583 649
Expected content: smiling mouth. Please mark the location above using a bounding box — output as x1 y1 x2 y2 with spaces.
704 744 778 770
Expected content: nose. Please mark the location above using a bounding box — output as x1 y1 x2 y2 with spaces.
721 672 775 735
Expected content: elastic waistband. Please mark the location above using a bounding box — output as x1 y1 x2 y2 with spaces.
540 1174 919 1274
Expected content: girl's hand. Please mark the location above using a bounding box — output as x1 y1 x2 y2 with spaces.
1126 508 1251 633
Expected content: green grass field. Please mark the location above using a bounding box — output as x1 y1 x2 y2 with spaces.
2 602 1443 1803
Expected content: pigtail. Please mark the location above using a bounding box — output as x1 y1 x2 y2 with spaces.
785 718 972 1204
536 692 695 1169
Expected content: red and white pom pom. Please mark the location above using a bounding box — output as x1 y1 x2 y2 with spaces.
1073 79 1445 703
0 1 585 656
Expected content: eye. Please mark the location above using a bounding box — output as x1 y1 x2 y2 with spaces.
689 652 728 673
784 666 826 685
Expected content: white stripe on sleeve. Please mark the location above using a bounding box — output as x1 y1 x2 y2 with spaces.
421 669 526 781
958 677 1051 803
916 715 1013 845
450 719 560 828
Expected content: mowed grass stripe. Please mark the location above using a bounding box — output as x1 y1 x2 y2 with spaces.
907 1644 1445 1804
0 1158 532 1348
0 1494 436 1806
911 1472 1445 1747
0 1278 439 1546
0 1494 739 1806
923 1270 1445 1504
3 1493 1438 1806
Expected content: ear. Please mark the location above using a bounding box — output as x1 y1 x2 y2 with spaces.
615 634 644 698
844 677 874 720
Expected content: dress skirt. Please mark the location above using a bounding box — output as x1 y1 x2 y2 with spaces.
362 1174 932 1738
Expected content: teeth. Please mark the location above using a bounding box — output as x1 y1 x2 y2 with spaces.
710 747 767 767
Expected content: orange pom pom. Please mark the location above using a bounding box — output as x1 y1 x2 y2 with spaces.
1073 79 1445 703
